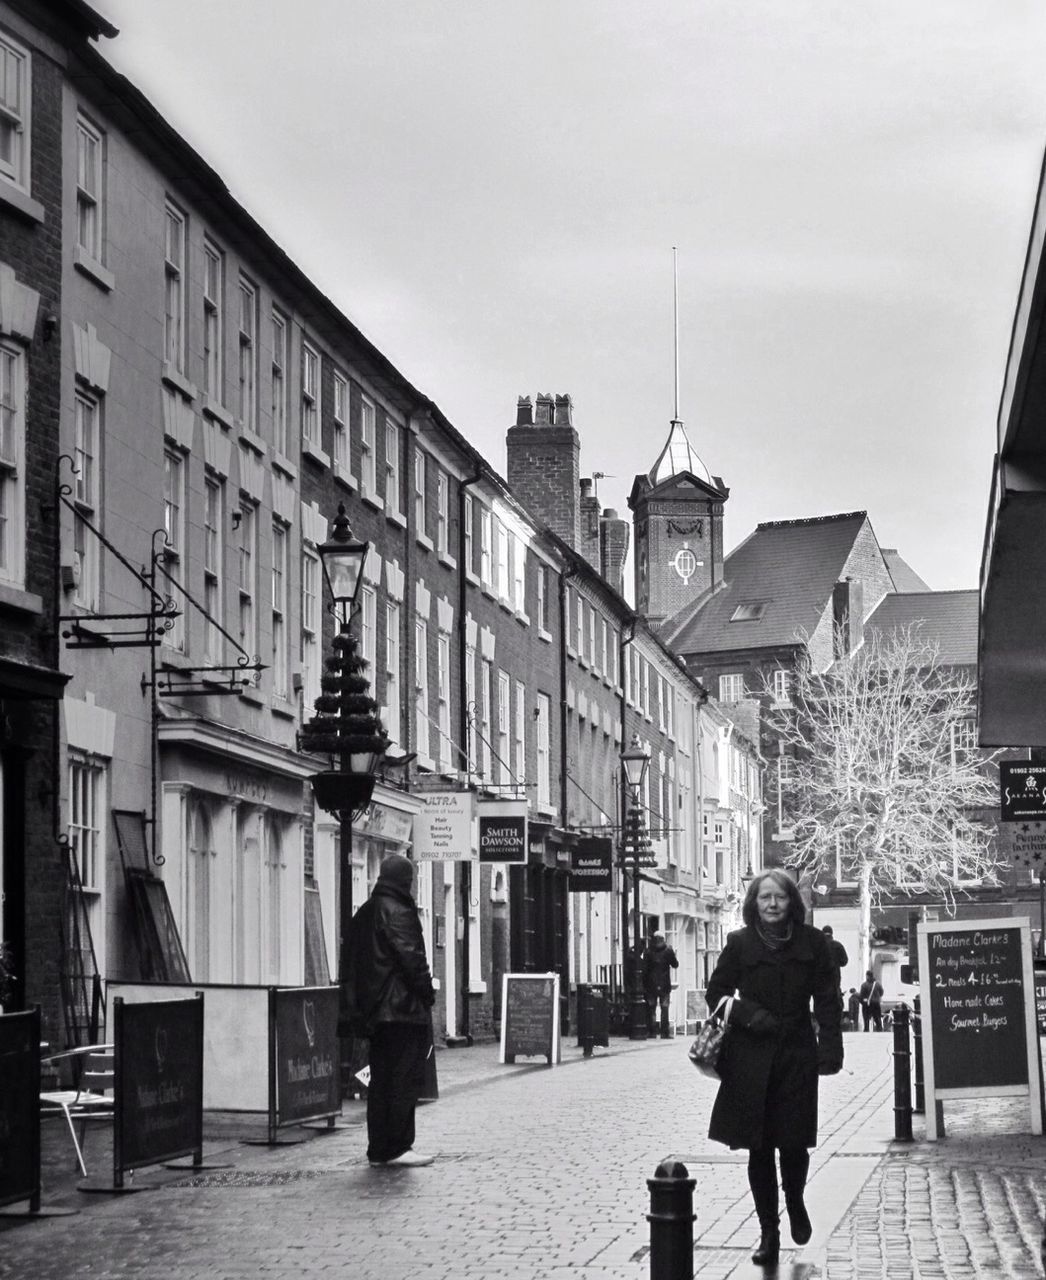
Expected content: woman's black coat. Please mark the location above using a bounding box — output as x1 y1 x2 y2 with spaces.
705 924 843 1150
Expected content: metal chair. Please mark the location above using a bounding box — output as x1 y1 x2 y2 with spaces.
40 1044 115 1177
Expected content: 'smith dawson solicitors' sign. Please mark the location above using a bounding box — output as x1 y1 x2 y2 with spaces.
478 799 527 863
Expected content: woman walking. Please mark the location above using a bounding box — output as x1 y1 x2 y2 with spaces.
705 869 843 1267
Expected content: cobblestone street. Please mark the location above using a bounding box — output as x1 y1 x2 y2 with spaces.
2 1033 1044 1279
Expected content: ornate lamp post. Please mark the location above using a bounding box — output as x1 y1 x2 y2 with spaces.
300 505 387 1075
621 734 654 1041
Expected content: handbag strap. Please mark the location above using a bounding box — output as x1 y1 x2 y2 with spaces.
711 995 734 1024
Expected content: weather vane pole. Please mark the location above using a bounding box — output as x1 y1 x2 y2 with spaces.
673 246 681 423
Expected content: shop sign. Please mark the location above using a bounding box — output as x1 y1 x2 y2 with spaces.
413 791 475 861
569 837 612 892
478 799 527 863
1000 761 1046 821
356 802 414 845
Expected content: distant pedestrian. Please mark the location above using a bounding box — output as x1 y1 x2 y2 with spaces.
846 987 860 1030
642 933 679 1038
705 869 843 1268
858 970 883 1032
821 925 848 1009
340 853 437 1167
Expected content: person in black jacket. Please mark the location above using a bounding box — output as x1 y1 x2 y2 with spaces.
340 853 436 1167
706 869 843 1268
642 933 679 1037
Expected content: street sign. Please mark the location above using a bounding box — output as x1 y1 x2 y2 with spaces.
999 761 1046 822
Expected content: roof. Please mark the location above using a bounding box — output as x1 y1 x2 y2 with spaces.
881 549 930 593
864 590 978 667
648 420 713 487
664 511 870 654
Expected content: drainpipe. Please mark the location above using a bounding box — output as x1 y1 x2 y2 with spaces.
456 466 483 1046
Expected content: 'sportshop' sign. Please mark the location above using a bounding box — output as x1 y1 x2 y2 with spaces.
1000 761 1046 821
478 799 527 863
569 837 613 892
413 791 475 861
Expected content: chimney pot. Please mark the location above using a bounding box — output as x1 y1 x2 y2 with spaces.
554 394 573 426
516 395 533 426
535 393 554 424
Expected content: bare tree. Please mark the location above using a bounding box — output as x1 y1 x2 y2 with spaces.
765 625 1001 972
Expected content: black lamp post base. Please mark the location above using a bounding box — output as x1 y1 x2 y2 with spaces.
629 996 649 1041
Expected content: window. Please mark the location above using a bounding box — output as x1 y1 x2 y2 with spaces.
465 645 477 774
332 371 348 471
68 757 106 977
414 450 427 536
438 633 452 771
0 33 29 190
480 658 493 784
203 477 224 663
513 536 526 612
163 448 186 649
301 341 319 446
463 494 474 574
498 672 511 785
772 668 791 704
361 394 376 492
537 563 549 632
385 420 400 511
360 582 376 674
271 522 288 697
203 240 223 399
514 680 526 796
600 619 608 676
300 548 320 713
536 692 551 808
496 522 509 598
73 390 100 609
480 508 492 586
666 684 675 738
641 660 650 717
415 619 430 762
587 604 596 665
658 676 667 732
271 310 288 455
75 113 104 262
730 602 767 622
0 343 24 586
238 277 257 432
576 594 585 655
238 500 258 659
384 601 401 747
718 673 744 703
611 630 620 688
950 719 977 761
164 202 187 372
436 471 449 556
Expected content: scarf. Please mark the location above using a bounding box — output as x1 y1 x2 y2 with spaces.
755 920 794 951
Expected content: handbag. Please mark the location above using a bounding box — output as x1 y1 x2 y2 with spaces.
688 995 734 1079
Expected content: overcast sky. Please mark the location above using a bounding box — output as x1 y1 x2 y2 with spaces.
95 1 1046 594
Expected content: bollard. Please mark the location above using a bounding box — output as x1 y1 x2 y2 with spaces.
912 994 924 1114
647 1159 695 1280
892 1003 913 1142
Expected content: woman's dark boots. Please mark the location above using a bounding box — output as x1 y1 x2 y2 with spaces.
780 1147 812 1245
747 1147 781 1266
751 1223 780 1266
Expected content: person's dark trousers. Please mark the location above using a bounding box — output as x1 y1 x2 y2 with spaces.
780 1146 811 1241
870 1004 883 1032
366 1022 428 1163
861 1005 871 1031
747 1146 779 1227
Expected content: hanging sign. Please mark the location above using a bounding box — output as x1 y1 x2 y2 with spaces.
1000 761 1046 821
478 798 527 863
413 791 475 861
569 837 613 891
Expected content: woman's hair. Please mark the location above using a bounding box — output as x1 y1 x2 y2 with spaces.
741 868 806 928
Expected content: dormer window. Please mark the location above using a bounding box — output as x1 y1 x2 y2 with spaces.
730 602 766 622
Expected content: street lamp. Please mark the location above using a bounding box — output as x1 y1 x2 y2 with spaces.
621 734 653 1041
301 504 387 1086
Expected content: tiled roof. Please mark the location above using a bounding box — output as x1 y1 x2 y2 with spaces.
863 590 978 667
664 511 870 653
881 549 930 593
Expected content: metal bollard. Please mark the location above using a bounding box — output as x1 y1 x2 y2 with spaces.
892 1003 913 1141
912 994 924 1114
647 1159 696 1280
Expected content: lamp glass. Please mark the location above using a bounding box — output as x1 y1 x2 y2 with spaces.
317 503 370 608
620 735 650 792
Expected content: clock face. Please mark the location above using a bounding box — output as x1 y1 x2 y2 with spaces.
673 547 698 583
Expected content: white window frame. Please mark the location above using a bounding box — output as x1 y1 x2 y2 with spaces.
163 447 186 650
361 393 376 493
414 449 427 537
415 618 430 764
514 679 526 797
360 582 377 676
75 112 104 263
497 671 511 786
68 755 107 978
772 667 792 705
384 601 401 747
513 535 525 613
301 340 319 446
0 32 30 192
203 238 224 401
300 547 320 714
480 508 492 587
271 520 289 698
536 692 551 809
385 419 400 513
718 672 744 703
203 475 224 663
238 498 258 661
271 309 288 455
496 522 509 600
463 494 474 575
436 470 449 557
465 644 477 775
480 658 493 784
238 276 258 432
164 201 187 372
332 371 349 471
438 632 452 771
73 389 100 609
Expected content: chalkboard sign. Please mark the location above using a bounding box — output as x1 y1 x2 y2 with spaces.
114 995 203 1180
1035 966 1046 1035
499 973 560 1065
918 918 1043 1140
271 987 340 1131
0 1009 40 1210
685 989 705 1031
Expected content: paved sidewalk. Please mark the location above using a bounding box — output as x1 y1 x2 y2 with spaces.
1 1030 1044 1278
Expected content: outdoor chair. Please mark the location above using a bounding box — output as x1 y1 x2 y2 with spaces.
39 1043 115 1177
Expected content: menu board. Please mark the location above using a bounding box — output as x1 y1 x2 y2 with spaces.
499 974 560 1065
924 922 1029 1090
0 1009 39 1209
272 987 340 1128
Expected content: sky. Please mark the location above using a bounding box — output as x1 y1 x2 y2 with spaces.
93 1 1046 594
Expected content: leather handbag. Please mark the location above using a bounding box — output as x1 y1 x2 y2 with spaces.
688 996 733 1078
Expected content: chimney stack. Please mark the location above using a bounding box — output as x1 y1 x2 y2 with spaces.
600 508 630 597
578 477 600 572
506 392 580 550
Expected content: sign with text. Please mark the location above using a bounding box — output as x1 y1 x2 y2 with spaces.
114 995 203 1180
499 973 561 1065
1035 967 1046 1036
569 837 613 892
1000 761 1046 821
478 798 527 863
413 791 475 861
917 918 1042 1140
996 819 1046 875
271 986 340 1134
0 1009 40 1211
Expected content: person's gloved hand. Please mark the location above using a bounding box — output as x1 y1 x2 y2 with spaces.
817 1055 843 1076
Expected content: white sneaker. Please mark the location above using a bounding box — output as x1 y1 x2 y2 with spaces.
385 1149 434 1167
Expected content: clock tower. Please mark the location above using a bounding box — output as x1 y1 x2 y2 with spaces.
628 418 728 628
